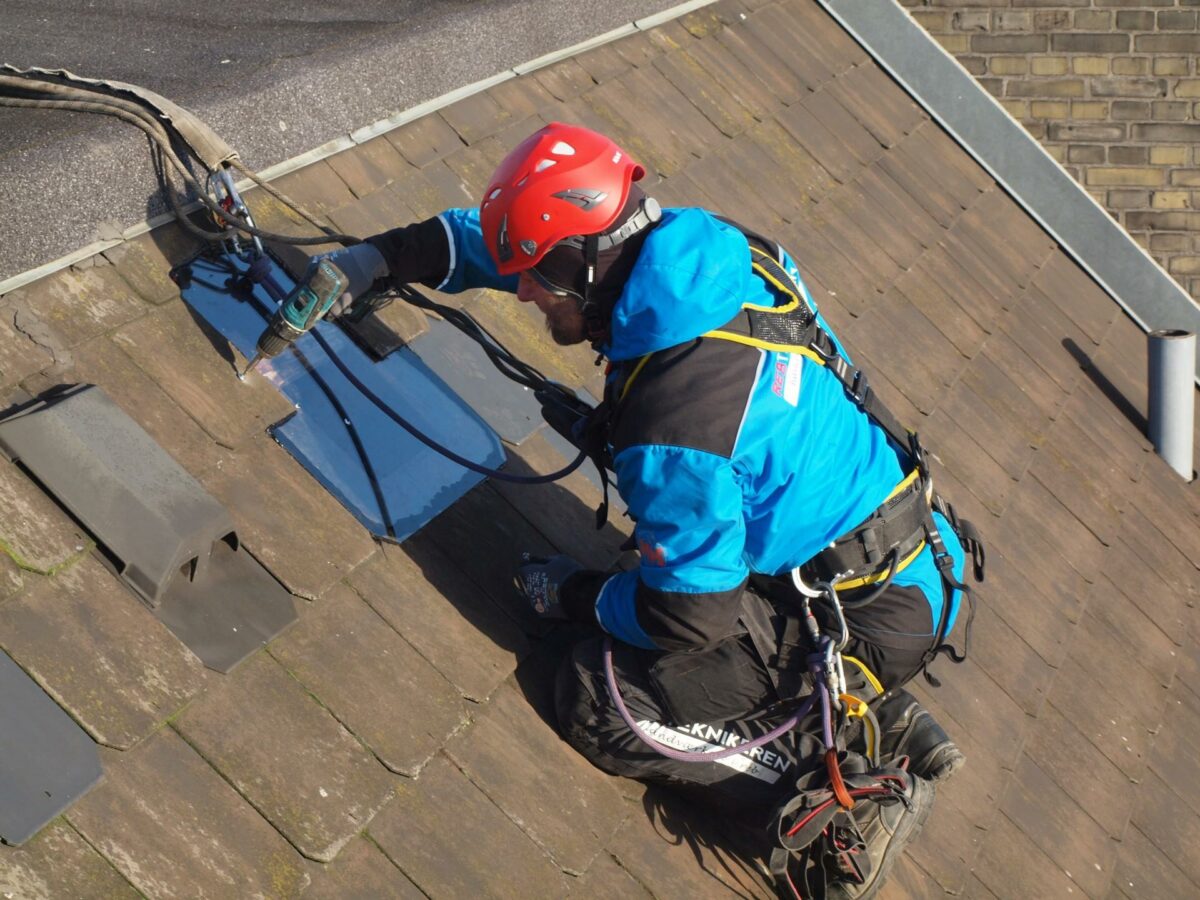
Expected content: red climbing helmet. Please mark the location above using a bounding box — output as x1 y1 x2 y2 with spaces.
480 123 646 275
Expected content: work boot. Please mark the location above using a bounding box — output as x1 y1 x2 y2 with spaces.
825 773 934 899
873 689 965 783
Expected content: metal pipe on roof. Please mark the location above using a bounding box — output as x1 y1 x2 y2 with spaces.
1148 330 1196 481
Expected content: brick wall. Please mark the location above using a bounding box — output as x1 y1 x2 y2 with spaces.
901 1 1200 299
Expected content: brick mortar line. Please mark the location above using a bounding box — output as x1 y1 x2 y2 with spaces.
0 0 718 299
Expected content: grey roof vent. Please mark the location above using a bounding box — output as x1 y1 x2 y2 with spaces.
0 384 296 672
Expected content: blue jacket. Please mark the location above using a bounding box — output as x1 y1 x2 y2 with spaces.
435 206 964 652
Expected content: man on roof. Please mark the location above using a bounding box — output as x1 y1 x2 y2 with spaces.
330 123 983 899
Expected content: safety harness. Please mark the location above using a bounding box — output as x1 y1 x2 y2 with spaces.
592 227 987 898
699 226 986 684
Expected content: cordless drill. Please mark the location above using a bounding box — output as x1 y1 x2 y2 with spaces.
241 256 348 377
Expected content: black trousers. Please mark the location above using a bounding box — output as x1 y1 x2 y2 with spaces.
554 581 938 813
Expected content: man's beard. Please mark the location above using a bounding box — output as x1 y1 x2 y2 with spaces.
544 297 586 346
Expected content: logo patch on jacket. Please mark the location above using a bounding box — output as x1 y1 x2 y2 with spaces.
771 353 803 406
638 534 668 567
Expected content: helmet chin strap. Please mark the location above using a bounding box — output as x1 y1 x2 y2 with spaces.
580 233 607 352
576 196 662 353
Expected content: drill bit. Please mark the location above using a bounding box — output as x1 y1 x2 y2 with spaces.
239 351 264 381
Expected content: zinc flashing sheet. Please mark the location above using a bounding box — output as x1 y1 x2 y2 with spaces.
179 254 504 541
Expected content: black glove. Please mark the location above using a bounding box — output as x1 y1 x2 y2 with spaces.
535 384 594 453
322 243 390 318
514 553 583 620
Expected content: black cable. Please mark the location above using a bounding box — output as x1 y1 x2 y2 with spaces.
0 76 361 246
4 72 589 488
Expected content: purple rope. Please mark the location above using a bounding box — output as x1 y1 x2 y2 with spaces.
602 635 818 763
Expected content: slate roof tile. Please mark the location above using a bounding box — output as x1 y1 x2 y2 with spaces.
174 651 396 862
1047 655 1154 781
781 0 869 72
1035 252 1123 346
0 553 22 602
740 6 835 93
1025 702 1140 842
902 800 983 895
1099 534 1190 642
574 43 632 85
971 548 1075 665
201 435 377 600
409 483 558 637
652 46 757 139
0 301 54 391
273 160 359 215
827 181 924 271
326 181 417 239
1131 770 1200 886
325 136 411 200
266 582 469 776
111 301 295 449
1028 417 1127 546
533 58 596 103
1088 573 1179 687
971 813 1089 900
826 64 923 151
1115 503 1200 606
489 432 630 571
995 288 1089 395
566 849 654 898
1146 684 1200 819
384 112 465 168
0 458 91 574
584 74 695 178
102 223 199 305
0 556 207 749
967 600 1055 716
1000 752 1121 898
437 89 514 146
712 24 808 107
444 682 629 875
895 267 988 360
347 541 527 703
67 730 310 897
0 819 142 899
680 30 782 122
610 30 662 70
875 147 961 232
747 119 839 204
606 787 774 898
7 263 147 356
300 836 424 900
1110 822 1200 900
368 754 574 897
391 161 475 221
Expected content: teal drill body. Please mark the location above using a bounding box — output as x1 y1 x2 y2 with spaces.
246 257 348 373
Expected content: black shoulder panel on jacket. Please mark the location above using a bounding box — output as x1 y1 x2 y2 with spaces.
610 336 761 460
366 216 451 289
635 577 749 652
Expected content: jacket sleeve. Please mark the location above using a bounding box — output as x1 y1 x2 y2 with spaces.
368 207 519 294
593 443 749 652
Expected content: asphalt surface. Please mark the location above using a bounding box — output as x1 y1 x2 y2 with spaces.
0 0 683 285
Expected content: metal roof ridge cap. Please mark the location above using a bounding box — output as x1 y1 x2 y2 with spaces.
0 0 717 299
816 0 1200 384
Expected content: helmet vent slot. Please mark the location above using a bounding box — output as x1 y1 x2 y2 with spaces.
534 158 557 173
550 141 576 156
